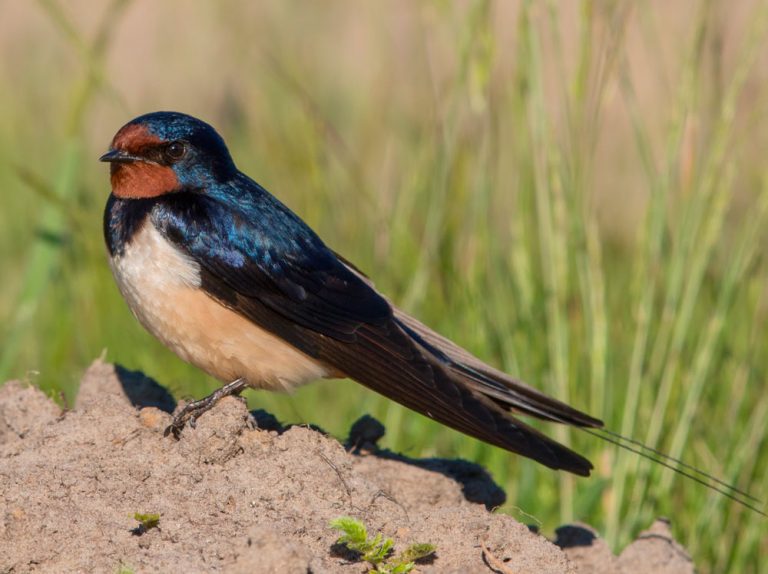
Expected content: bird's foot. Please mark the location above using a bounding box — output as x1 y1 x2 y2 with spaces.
164 378 248 439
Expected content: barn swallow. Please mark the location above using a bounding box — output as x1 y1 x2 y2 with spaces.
101 111 602 476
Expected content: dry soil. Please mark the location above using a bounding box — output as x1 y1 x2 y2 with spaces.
0 359 694 573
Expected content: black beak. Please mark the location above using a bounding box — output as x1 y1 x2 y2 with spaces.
99 149 142 163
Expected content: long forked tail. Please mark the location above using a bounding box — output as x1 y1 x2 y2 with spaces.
329 319 598 476
393 308 765 516
335 255 762 513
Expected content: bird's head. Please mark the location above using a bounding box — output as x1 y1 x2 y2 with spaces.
100 111 237 199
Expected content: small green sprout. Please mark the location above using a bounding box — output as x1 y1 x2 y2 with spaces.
330 516 435 574
132 512 160 534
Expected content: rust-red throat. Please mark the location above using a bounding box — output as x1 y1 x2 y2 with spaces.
109 124 180 199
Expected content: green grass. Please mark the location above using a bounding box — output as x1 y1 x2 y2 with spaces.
1 1 767 571
330 516 435 573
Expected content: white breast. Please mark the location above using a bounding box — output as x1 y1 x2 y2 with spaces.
109 222 328 392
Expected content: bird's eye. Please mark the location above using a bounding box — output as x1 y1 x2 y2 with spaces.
164 141 187 162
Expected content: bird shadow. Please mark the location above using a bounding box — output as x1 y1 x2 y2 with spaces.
248 411 506 509
343 414 507 510
113 364 177 413
553 524 598 549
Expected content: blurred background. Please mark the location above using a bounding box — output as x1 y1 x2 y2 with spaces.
1 1 767 571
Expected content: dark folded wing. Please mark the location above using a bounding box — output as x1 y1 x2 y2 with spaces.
153 190 596 475
334 252 603 428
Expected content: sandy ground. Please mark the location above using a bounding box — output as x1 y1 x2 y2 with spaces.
0 359 695 573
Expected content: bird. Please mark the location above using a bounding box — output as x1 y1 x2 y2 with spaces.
100 110 605 477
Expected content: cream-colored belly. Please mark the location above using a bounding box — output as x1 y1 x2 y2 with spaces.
109 222 328 391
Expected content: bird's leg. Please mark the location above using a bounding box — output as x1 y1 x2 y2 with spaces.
164 378 249 438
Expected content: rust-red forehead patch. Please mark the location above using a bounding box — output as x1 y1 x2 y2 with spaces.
112 123 163 153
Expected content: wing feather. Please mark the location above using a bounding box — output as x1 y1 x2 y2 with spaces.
151 188 597 475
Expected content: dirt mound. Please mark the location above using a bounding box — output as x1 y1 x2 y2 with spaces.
0 360 694 573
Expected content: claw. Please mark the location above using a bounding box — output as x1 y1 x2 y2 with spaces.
163 378 248 439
